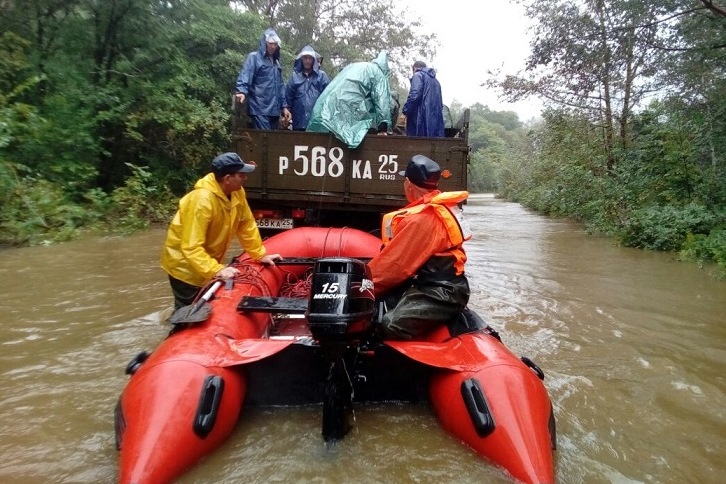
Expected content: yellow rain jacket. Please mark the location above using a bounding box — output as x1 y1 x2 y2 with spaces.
160 173 266 287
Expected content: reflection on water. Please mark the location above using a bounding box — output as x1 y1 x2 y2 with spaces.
1 197 724 483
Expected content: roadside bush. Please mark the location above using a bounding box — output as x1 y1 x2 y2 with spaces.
681 228 726 278
0 160 179 246
0 175 103 245
108 163 177 233
616 203 716 251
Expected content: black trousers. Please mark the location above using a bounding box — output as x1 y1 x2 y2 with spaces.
381 275 470 340
168 275 201 310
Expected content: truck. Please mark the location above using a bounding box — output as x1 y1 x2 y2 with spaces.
231 110 470 235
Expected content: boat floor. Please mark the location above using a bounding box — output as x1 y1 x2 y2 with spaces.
244 315 431 407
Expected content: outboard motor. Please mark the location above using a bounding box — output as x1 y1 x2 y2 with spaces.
307 258 375 342
306 257 375 442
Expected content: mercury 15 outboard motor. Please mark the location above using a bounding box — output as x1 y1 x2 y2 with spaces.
307 258 375 342
306 257 376 442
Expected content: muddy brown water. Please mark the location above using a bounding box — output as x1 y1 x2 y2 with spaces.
1 195 724 483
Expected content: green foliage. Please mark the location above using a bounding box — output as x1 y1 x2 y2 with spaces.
0 32 32 95
0 161 105 245
481 1 726 278
466 104 528 193
16 93 101 194
109 164 178 233
616 203 717 251
620 108 702 206
495 109 611 223
0 33 43 149
681 229 726 278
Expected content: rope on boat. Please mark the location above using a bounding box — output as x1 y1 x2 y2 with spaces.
279 270 312 298
235 263 273 296
233 263 278 327
276 225 353 299
228 227 358 328
321 226 350 258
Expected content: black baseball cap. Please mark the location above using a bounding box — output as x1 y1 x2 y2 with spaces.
399 154 440 189
211 152 256 176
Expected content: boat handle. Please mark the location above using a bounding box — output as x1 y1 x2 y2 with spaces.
193 375 225 438
521 356 545 380
461 378 496 438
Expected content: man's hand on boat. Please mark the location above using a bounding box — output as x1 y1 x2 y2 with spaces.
215 267 240 279
259 253 283 266
215 254 283 279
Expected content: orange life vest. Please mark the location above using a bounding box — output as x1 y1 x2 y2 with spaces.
381 191 471 275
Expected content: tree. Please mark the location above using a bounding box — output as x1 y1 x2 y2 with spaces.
488 0 681 171
657 1 726 171
466 104 528 193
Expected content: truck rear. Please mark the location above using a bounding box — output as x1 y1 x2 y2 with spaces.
232 112 469 234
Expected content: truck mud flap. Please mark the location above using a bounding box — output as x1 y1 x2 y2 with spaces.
193 375 225 438
461 378 496 437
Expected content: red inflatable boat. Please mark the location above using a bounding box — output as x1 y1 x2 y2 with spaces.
115 227 556 483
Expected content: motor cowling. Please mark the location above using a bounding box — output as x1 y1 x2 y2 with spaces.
307 258 375 341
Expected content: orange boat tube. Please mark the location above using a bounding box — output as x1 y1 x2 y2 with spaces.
115 227 555 483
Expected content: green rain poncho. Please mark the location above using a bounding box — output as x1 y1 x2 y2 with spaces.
306 50 391 149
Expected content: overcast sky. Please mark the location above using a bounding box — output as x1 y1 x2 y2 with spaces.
398 0 543 120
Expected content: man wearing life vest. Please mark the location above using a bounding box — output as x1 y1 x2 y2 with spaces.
368 155 471 340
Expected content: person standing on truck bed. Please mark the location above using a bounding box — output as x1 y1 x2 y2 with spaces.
367 155 471 340
161 152 283 310
306 49 392 149
285 45 330 131
402 61 445 137
234 28 291 130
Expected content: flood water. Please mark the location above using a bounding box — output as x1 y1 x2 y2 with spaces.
1 194 724 483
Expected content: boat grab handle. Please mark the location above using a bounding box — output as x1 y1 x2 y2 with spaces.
521 356 545 380
193 375 225 438
461 378 496 438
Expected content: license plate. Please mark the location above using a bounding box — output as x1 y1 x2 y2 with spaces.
256 218 294 230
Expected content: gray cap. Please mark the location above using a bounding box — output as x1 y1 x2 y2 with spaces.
399 154 440 189
211 152 256 175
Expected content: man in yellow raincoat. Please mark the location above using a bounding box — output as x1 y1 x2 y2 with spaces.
368 155 471 339
161 152 282 309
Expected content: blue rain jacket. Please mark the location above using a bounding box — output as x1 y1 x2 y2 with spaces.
402 67 445 137
306 50 392 149
285 46 330 130
235 29 285 117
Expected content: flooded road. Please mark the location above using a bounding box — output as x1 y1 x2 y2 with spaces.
1 195 724 483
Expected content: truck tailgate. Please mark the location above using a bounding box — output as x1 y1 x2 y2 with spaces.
233 130 468 208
